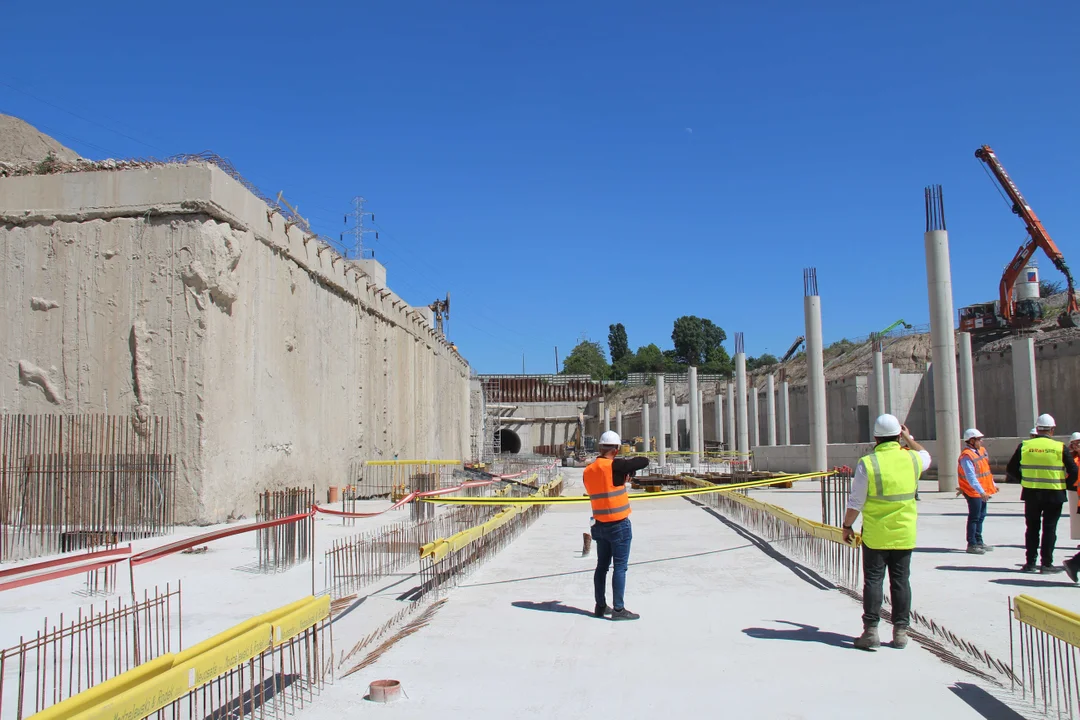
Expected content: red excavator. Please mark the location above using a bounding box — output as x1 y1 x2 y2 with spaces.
958 145 1080 334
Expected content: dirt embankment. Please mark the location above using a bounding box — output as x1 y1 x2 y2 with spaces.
0 114 82 165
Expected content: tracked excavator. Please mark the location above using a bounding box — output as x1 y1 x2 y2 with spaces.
959 145 1080 334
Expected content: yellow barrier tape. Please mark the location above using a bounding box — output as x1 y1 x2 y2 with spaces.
273 595 330 645
43 596 328 720
1013 595 1080 648
420 471 830 505
365 459 462 466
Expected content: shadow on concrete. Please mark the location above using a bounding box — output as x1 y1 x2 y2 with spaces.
911 547 965 554
947 682 1027 720
512 600 596 617
689 500 836 591
935 565 1025 574
460 543 755 588
933 513 1025 518
991 578 1079 589
742 621 853 649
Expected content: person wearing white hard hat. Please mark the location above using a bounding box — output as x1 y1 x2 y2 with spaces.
583 430 649 620
1006 413 1079 573
957 429 997 554
842 414 931 651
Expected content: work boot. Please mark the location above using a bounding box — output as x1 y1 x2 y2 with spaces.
853 625 880 651
966 544 985 555
610 608 640 621
1065 559 1079 583
1020 563 1037 573
1041 565 1064 575
978 543 994 552
892 626 910 649
594 603 612 618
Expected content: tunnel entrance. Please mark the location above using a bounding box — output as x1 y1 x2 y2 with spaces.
498 429 522 454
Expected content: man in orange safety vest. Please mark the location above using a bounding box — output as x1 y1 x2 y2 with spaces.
957 428 997 554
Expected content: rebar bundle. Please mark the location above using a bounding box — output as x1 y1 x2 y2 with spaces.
255 487 314 572
0 583 180 719
0 415 175 562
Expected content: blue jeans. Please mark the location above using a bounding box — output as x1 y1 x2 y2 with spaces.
592 518 632 610
966 495 987 546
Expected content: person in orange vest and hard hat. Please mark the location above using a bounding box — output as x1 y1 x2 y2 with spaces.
957 428 997 554
1006 414 1079 573
1063 433 1080 582
584 430 649 620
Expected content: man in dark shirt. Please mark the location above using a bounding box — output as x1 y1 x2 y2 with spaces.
1006 414 1079 573
584 431 650 620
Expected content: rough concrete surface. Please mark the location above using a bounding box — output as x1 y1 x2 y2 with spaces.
0 164 471 523
0 114 82 165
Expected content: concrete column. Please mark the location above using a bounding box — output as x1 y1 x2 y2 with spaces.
884 362 895 415
642 402 651 453
870 347 886 437
601 399 610 433
697 389 705 455
925 222 961 492
736 353 749 455
958 331 977 431
655 375 666 467
616 410 623 439
779 380 791 445
804 293 828 472
725 381 736 451
670 397 679 453
1012 337 1038 437
766 374 777 445
688 367 700 469
714 393 723 448
749 385 760 448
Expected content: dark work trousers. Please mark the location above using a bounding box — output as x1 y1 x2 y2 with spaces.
1024 498 1063 566
861 546 912 629
592 517 632 610
965 496 988 546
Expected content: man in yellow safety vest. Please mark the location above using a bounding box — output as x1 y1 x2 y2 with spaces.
1006 414 1078 574
842 414 931 651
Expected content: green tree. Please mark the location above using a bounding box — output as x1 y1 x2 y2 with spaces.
671 316 727 367
608 323 630 363
560 339 610 380
628 344 666 373
746 353 779 371
701 345 734 376
662 349 684 373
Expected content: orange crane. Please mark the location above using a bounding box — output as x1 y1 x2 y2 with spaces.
960 145 1080 333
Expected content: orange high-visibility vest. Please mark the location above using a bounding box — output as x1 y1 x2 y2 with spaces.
584 457 631 523
958 446 997 497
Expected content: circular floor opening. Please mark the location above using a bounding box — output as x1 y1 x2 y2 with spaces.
498 429 522 454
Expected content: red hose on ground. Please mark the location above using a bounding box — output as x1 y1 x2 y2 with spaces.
129 511 314 566
0 555 131 593
0 544 131 580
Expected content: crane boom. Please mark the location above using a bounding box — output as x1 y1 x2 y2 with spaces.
975 146 1080 324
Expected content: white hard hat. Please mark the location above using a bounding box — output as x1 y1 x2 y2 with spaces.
873 414 902 438
599 430 621 447
1071 432 1080 443
963 428 984 441
1036 413 1057 428
1030 428 1038 437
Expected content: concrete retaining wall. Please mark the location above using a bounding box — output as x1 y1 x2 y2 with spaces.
0 164 472 523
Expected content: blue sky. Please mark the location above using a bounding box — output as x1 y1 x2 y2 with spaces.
3 1 1078 372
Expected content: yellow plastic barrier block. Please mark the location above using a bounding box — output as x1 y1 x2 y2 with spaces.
1014 595 1080 648
273 596 330 645
75 624 273 720
31 654 176 720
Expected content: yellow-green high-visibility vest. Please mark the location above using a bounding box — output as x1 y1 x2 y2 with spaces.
859 441 921 550
1020 436 1067 491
